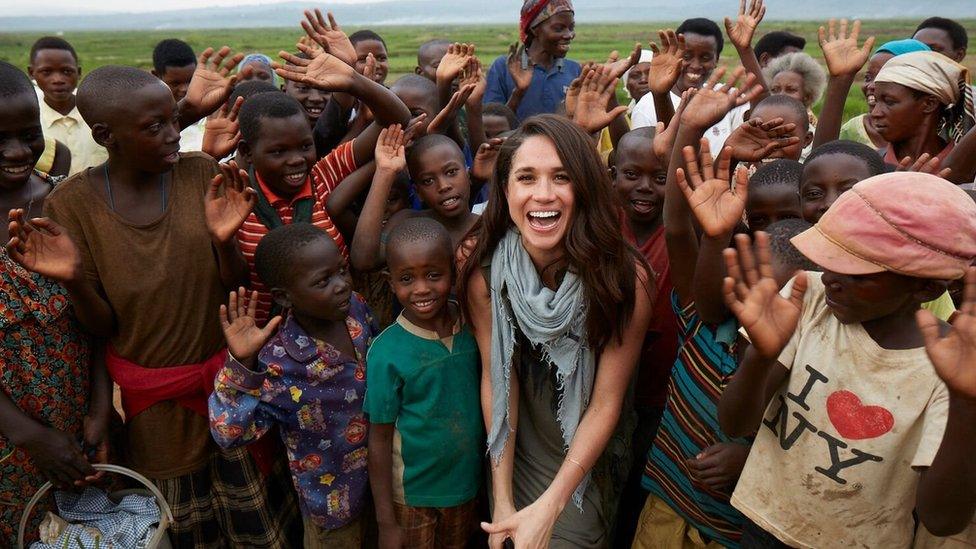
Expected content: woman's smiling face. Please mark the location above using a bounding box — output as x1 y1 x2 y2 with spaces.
505 135 576 262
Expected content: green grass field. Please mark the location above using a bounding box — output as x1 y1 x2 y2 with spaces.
2 19 973 122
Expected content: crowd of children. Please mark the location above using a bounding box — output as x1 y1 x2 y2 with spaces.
2 0 976 548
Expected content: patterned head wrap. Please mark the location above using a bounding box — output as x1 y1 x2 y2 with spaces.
520 0 574 43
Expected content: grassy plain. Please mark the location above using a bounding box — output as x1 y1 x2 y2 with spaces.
1 19 974 122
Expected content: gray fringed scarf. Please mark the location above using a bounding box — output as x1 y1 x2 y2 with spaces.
488 229 595 509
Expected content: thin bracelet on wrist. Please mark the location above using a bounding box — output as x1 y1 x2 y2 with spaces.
566 456 587 475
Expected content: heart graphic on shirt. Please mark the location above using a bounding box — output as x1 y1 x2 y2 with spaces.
826 390 894 440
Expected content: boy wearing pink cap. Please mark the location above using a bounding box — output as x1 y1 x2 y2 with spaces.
718 172 976 548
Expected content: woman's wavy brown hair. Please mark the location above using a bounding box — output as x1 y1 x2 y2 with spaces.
458 114 651 349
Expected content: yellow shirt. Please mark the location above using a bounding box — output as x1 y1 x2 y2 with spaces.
39 97 107 175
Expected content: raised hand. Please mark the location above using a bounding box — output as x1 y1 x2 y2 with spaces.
680 66 763 130
471 137 505 181
653 88 695 162
604 43 642 80
724 117 801 162
460 57 487 107
676 141 749 237
724 0 766 51
276 43 360 92
506 43 534 93
205 161 257 244
220 287 282 365
427 83 476 135
374 124 407 174
723 232 808 359
301 9 357 67
184 46 245 121
563 63 593 120
573 65 629 134
437 42 475 84
202 96 243 160
917 267 976 400
896 153 953 179
819 19 876 77
6 209 82 283
402 113 429 147
647 30 686 95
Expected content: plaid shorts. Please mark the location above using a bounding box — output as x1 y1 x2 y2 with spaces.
153 446 301 549
393 498 477 549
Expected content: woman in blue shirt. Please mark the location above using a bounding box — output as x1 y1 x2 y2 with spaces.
483 0 581 122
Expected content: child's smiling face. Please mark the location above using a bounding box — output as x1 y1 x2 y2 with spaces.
283 80 329 127
277 236 352 322
408 142 471 219
246 113 317 198
387 239 453 324
611 134 666 230
0 92 44 190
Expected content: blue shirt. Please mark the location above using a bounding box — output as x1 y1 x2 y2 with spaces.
208 293 378 530
483 54 581 122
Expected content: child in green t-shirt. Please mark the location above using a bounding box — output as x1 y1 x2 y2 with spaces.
364 215 483 549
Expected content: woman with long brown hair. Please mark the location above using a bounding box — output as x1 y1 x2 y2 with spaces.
460 114 652 548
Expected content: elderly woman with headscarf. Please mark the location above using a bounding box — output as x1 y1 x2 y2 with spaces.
839 39 931 149
483 0 581 122
871 49 975 165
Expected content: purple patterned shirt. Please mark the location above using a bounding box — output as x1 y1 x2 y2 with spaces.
209 293 377 530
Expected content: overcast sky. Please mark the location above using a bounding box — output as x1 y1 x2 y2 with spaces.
1 0 390 15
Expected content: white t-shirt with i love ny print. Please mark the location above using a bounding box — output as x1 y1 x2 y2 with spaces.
731 272 949 549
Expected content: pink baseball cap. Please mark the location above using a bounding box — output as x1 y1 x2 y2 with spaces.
791 172 976 280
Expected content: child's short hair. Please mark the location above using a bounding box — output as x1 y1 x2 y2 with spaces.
350 29 387 49
417 39 450 63
29 36 77 63
914 16 968 51
804 140 886 176
228 80 280 108
608 126 656 168
239 91 305 143
77 65 163 126
254 223 334 289
766 218 820 272
751 159 803 189
406 133 462 172
751 94 810 133
152 39 196 74
484 103 518 129
386 217 454 265
391 74 437 96
754 31 806 61
676 18 724 55
0 60 37 99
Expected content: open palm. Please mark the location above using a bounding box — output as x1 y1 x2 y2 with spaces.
375 125 407 173
647 30 685 95
277 45 357 92
205 161 256 244
6 211 82 283
819 19 875 77
221 288 282 360
301 9 357 66
506 44 534 92
437 43 474 83
676 142 748 237
723 233 807 359
918 268 976 399
185 46 243 120
724 0 765 50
